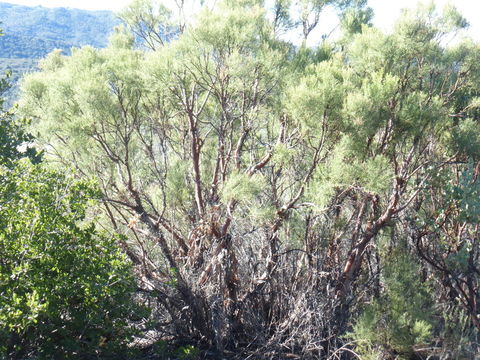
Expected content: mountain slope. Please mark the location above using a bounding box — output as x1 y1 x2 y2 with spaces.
0 2 119 104
0 2 118 55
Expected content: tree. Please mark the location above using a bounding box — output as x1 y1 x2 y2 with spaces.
0 161 144 359
18 1 480 358
0 34 144 360
0 60 39 166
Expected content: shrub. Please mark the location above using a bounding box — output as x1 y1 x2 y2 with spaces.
0 160 144 359
348 251 434 359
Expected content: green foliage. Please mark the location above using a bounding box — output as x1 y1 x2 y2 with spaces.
0 115 40 167
152 341 199 360
442 162 480 224
13 1 480 358
451 118 480 160
339 0 373 36
440 308 478 358
309 136 393 207
0 63 143 358
0 58 39 107
177 344 200 359
349 251 434 359
0 160 144 358
271 0 294 33
288 58 345 132
0 2 119 105
18 0 286 219
118 0 174 49
193 0 267 52
109 25 135 50
344 72 397 134
0 70 40 166
220 171 266 203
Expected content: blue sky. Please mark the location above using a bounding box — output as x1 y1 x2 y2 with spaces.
4 0 480 41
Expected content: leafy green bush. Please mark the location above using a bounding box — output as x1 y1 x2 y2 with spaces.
0 160 144 359
348 251 434 359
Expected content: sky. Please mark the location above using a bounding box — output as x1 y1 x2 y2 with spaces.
3 0 480 40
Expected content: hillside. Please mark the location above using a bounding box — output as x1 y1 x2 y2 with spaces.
0 2 118 103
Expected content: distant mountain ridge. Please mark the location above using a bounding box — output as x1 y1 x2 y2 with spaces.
0 2 118 56
0 2 119 104
1 33 71 58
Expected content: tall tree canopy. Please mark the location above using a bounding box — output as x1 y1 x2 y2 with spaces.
18 0 480 358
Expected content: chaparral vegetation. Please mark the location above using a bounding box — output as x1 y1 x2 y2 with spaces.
1 0 479 358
